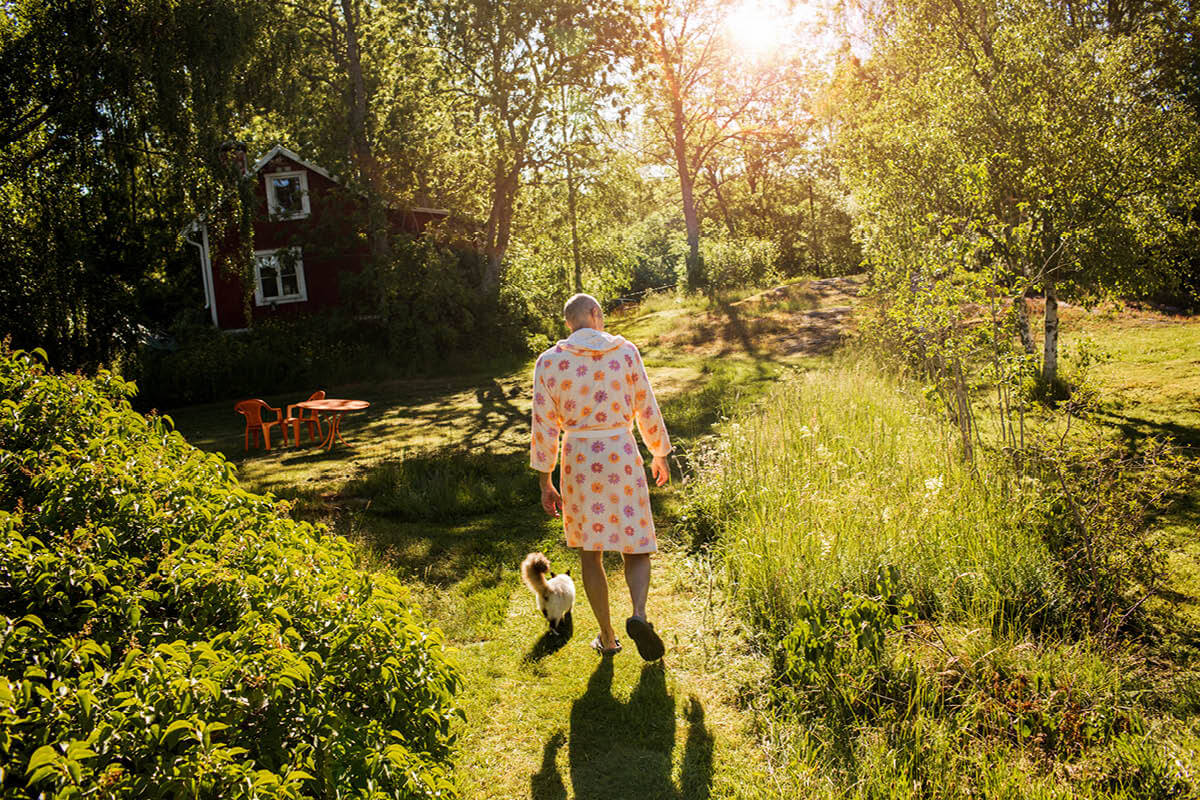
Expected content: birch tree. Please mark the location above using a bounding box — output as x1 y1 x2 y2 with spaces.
836 0 1200 387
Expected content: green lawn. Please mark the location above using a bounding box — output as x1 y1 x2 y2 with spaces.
163 282 1200 799
1046 306 1200 638
165 284 847 800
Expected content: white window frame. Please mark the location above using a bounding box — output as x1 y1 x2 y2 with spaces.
253 247 308 306
264 169 311 219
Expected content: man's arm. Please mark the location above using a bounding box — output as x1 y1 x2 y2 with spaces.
629 345 672 486
539 470 562 516
530 357 562 474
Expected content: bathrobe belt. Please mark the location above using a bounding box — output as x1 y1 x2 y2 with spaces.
562 424 634 439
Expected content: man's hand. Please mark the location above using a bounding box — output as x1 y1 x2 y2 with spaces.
539 472 563 517
651 455 670 487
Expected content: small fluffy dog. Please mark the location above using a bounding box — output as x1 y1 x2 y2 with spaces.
520 552 575 635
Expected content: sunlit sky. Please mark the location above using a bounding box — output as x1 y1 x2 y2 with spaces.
724 0 871 63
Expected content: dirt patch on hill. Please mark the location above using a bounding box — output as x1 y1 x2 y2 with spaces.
656 275 865 358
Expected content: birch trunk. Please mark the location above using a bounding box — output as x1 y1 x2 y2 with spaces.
1042 279 1059 386
566 149 582 293
1013 290 1037 356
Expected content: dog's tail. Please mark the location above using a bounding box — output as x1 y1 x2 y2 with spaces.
521 552 552 597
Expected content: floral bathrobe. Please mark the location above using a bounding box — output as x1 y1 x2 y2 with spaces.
530 328 672 553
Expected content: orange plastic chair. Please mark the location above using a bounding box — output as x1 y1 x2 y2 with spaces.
285 390 326 446
235 399 284 451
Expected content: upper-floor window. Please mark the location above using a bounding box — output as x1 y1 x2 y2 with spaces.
265 170 310 219
254 247 307 305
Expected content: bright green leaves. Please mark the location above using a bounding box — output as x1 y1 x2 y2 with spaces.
776 565 917 688
0 344 461 799
836 0 1200 387
24 740 98 791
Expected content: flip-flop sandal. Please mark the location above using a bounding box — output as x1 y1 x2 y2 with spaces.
625 617 665 661
590 636 622 656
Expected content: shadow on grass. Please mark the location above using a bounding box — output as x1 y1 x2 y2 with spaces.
345 507 559 641
531 660 713 800
1091 408 1200 452
350 508 550 585
343 450 537 521
523 615 575 664
167 369 534 468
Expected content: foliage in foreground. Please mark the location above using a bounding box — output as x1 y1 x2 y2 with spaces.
0 345 460 798
682 358 1198 796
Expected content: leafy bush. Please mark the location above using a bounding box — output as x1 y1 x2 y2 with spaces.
359 237 524 369
775 567 916 689
699 236 781 295
135 313 392 408
0 345 460 799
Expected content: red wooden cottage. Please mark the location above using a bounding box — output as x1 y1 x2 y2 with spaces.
184 145 448 330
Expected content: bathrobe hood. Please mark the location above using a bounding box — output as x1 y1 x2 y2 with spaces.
558 328 628 355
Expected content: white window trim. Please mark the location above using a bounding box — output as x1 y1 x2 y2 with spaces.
264 170 311 219
253 247 308 306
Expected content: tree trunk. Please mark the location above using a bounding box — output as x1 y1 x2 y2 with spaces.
665 76 701 290
567 150 582 293
340 0 388 270
1013 290 1037 356
481 159 520 295
707 168 736 237
559 88 583 294
653 13 702 291
808 180 820 275
1042 278 1059 386
674 124 701 290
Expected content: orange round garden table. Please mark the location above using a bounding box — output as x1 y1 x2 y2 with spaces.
296 399 370 451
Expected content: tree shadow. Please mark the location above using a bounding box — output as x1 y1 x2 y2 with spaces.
469 377 531 447
531 659 714 800
1090 408 1200 452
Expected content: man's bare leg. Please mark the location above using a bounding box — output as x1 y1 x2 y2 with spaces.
581 550 617 648
623 552 664 659
623 552 651 620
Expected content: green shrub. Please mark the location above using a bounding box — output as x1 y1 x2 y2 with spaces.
699 236 781 295
0 345 460 799
135 313 392 409
1024 433 1189 636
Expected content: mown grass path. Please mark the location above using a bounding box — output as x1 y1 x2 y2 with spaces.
451 551 771 800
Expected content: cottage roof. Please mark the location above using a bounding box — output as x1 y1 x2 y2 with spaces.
250 145 449 216
251 144 338 182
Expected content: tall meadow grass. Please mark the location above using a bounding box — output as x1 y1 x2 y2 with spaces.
689 358 1069 633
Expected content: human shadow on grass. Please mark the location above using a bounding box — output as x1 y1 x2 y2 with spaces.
531 659 714 800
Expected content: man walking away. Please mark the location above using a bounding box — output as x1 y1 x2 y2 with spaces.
530 293 671 660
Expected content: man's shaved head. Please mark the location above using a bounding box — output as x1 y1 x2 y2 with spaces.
564 293 601 331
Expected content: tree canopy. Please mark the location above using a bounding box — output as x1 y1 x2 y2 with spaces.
0 0 1195 377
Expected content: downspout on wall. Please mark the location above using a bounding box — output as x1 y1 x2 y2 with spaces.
184 221 219 327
